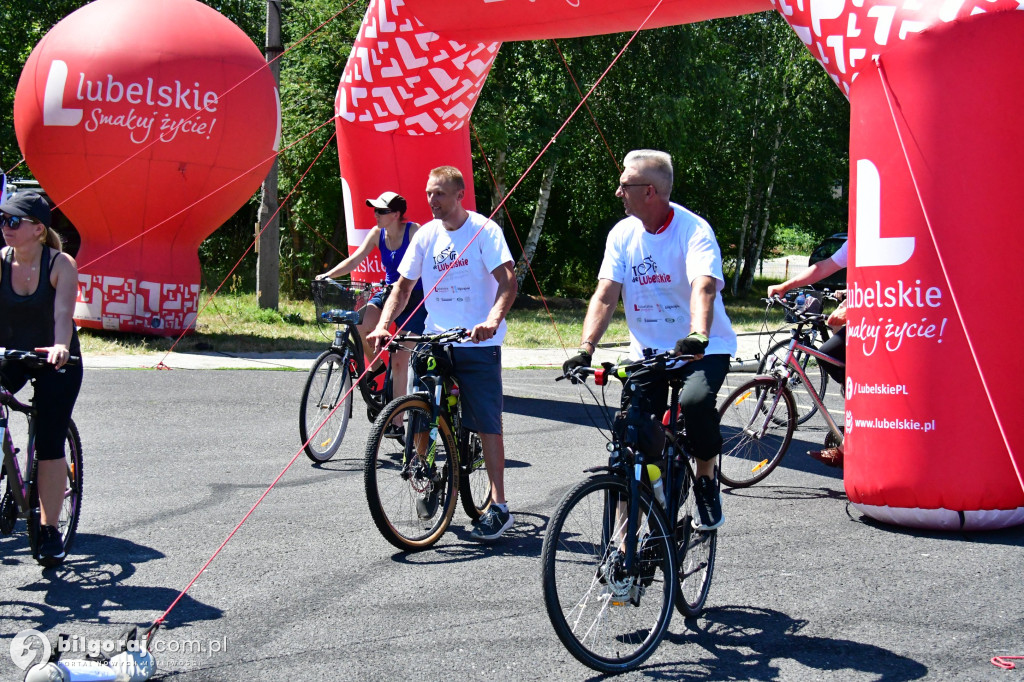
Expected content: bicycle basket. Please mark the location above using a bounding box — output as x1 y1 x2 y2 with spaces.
785 292 822 323
311 279 371 338
411 342 453 377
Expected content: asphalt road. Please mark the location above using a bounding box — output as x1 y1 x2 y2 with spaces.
1 368 1021 681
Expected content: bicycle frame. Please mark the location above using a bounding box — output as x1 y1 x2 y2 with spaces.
0 392 38 526
773 327 844 445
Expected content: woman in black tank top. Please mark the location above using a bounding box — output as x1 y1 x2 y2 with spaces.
0 192 83 565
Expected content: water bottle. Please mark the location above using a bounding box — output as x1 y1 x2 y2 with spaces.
795 291 806 309
646 464 667 508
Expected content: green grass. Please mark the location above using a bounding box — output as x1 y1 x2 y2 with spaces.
78 278 802 356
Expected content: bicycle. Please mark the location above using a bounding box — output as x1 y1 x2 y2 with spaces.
717 294 845 487
0 349 83 567
756 288 841 425
362 328 491 551
542 351 717 673
299 278 393 462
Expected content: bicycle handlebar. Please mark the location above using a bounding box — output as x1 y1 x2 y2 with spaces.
0 348 81 368
390 327 470 348
558 349 696 385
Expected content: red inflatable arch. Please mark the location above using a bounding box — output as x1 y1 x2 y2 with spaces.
336 0 1024 529
15 0 280 335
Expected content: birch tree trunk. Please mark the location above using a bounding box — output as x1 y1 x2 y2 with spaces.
514 158 558 288
489 148 508 228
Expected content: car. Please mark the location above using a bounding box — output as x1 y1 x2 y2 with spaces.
807 232 847 291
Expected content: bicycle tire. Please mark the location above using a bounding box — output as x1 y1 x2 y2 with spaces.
28 420 83 567
364 394 458 551
457 427 490 521
675 471 716 617
541 474 675 673
717 377 796 488
758 338 828 426
299 350 354 463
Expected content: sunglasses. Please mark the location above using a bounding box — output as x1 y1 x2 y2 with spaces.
374 208 395 216
0 215 36 230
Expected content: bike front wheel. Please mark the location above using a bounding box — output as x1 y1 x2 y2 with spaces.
364 394 458 551
758 338 828 425
299 350 354 463
457 427 490 521
28 420 83 566
541 474 675 674
717 377 797 488
675 471 716 617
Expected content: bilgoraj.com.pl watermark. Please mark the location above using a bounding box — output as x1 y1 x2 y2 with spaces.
9 628 228 671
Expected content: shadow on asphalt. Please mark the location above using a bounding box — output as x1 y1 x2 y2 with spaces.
385 511 548 565
853 515 1024 547
641 605 929 681
504 394 616 427
1 533 221 634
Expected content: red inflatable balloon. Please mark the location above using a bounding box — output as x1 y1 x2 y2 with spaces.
15 0 279 334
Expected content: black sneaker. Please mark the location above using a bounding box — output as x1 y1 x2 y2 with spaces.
37 524 66 566
692 476 724 531
470 505 514 541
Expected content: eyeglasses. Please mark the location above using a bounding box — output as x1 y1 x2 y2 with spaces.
618 182 651 192
374 208 395 216
0 215 35 230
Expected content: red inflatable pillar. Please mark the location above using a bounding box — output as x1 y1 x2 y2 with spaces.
842 12 1024 529
334 1 497 280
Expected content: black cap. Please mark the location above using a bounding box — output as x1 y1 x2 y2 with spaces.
0 192 51 228
365 191 407 215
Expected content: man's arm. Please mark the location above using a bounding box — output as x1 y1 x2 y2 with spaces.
689 275 716 337
767 257 843 298
579 279 621 352
367 276 416 352
470 262 517 343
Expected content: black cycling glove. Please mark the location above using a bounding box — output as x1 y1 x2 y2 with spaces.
674 332 709 357
562 350 593 381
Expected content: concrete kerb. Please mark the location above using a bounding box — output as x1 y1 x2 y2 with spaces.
83 331 776 371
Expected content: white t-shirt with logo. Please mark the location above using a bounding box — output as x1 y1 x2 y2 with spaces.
398 211 514 347
598 203 737 359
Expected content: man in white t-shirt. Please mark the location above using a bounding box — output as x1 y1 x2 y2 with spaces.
369 166 518 542
768 239 848 467
563 149 737 531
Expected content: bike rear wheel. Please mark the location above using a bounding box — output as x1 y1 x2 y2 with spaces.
457 426 490 521
541 474 675 673
717 377 796 488
758 338 828 426
28 420 83 567
300 350 354 463
364 394 458 551
675 470 716 617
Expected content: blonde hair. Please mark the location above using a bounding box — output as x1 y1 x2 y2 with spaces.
429 166 465 191
43 226 63 252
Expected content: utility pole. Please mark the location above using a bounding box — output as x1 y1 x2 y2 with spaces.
257 0 282 309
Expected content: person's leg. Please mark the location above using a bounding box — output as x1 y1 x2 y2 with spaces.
817 326 846 386
32 362 83 559
357 304 383 369
677 355 730 530
479 432 506 505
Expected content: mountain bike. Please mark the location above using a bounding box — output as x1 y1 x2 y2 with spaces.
0 349 83 567
542 351 717 673
756 288 841 425
362 328 491 551
717 294 845 487
299 278 392 462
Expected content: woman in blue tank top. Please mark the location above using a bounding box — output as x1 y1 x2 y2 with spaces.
317 191 426 403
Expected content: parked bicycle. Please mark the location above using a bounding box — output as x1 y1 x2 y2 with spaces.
756 288 842 425
299 278 393 462
362 328 490 551
542 351 717 673
717 294 845 487
0 349 83 567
